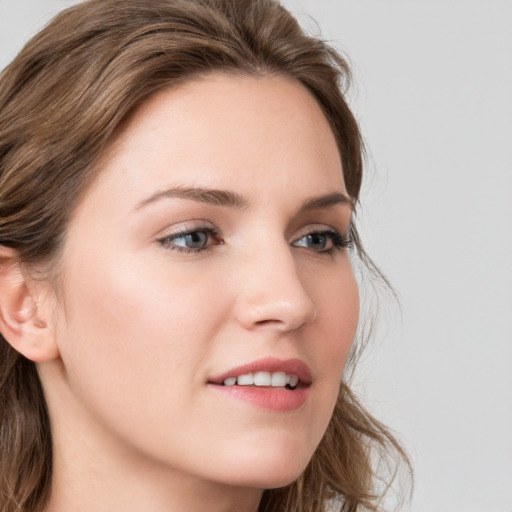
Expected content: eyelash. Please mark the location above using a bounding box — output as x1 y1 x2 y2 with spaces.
157 226 352 255
157 226 222 254
298 229 353 254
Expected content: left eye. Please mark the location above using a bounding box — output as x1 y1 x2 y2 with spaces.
172 231 209 249
158 227 221 253
294 232 332 251
293 229 351 253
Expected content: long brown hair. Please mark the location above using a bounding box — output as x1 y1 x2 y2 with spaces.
0 0 411 510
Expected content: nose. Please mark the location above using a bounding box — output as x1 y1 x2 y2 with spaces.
233 243 317 332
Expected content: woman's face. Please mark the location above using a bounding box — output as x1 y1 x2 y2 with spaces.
44 74 358 490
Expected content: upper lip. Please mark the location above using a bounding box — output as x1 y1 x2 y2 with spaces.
208 357 312 385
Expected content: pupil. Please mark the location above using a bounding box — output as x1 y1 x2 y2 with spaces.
308 233 326 249
186 232 207 248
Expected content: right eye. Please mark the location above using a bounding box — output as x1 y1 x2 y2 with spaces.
157 226 223 254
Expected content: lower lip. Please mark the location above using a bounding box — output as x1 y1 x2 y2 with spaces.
208 384 309 411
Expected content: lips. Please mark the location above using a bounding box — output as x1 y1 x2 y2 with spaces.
207 358 312 411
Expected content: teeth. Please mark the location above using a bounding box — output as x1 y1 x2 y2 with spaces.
288 375 299 387
271 372 287 387
222 372 299 388
223 377 237 386
237 373 254 386
254 371 271 386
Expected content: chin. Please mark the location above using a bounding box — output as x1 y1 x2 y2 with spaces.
223 466 306 490
252 467 306 490
216 441 314 490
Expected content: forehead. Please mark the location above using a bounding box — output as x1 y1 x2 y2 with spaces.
81 73 346 214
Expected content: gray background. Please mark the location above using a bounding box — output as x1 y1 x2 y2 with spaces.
1 1 511 511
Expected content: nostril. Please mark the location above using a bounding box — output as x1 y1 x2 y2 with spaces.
254 319 282 327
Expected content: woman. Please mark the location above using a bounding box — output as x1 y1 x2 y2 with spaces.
0 0 409 511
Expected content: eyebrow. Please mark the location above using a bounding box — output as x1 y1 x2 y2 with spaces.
135 186 354 212
298 192 355 212
135 186 248 210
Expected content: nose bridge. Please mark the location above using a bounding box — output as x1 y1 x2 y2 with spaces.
233 234 317 331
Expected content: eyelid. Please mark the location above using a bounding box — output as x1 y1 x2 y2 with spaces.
154 219 215 240
290 223 345 242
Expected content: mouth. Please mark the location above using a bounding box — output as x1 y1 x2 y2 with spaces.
219 371 301 390
207 357 312 411
208 357 312 388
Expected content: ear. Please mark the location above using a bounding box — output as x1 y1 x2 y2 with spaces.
0 246 60 362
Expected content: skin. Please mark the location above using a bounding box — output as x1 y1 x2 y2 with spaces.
23 74 358 511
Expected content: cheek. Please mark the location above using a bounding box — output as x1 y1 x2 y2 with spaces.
286 256 357 430
309 257 359 357
62 248 218 339
54 251 224 422
307 258 359 411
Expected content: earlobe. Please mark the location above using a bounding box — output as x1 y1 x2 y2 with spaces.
0 247 58 362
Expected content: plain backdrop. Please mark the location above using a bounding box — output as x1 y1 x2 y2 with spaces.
1 1 511 511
